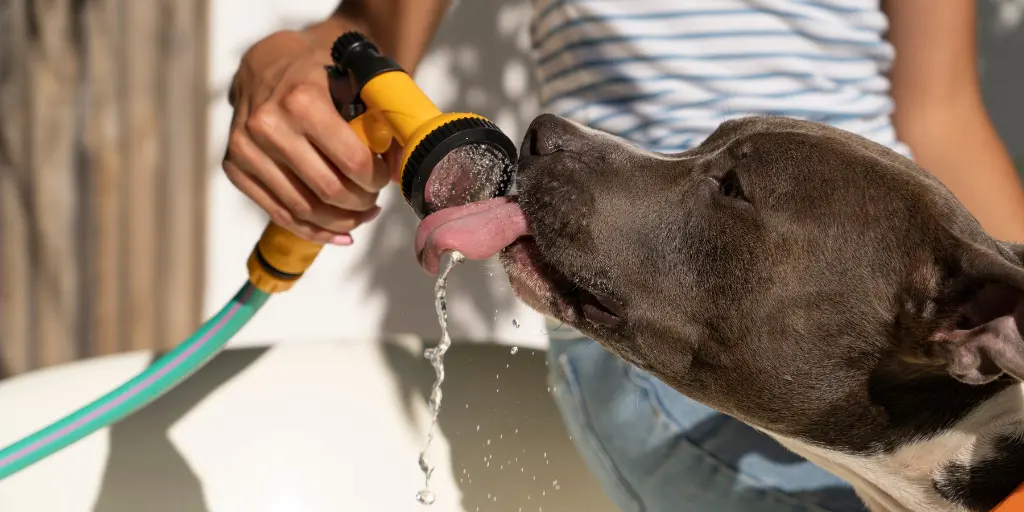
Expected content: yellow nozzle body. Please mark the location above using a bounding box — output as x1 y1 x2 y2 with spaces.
247 223 323 293
247 31 516 294
350 70 490 178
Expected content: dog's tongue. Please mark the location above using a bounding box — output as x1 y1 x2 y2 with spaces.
415 197 530 275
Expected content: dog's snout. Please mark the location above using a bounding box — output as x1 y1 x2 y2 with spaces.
523 113 572 157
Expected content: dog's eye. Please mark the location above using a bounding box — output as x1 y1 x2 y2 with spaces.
718 169 746 201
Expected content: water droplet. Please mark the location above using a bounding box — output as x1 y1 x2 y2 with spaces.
510 346 518 354
416 489 436 505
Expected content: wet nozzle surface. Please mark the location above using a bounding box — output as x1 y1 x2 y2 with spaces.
401 117 518 219
329 32 519 219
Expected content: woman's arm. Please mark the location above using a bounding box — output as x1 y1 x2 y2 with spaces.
221 0 451 242
312 0 452 73
883 0 1024 242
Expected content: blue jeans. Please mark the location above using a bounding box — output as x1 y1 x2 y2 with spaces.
546 335 868 512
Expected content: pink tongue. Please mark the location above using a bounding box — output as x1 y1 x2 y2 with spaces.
415 196 530 275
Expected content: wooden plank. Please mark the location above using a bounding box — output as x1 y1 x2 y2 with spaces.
120 0 162 352
0 0 35 375
27 0 81 367
189 0 211 348
1 0 211 375
82 0 125 357
158 0 209 349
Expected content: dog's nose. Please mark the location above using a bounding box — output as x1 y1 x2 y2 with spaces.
523 113 569 157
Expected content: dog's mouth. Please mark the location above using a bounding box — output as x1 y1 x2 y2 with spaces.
500 236 625 330
414 196 625 330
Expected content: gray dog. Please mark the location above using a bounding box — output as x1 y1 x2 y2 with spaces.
415 114 1024 512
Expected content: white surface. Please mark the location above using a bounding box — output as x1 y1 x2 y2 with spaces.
0 341 617 512
0 342 462 512
202 0 548 350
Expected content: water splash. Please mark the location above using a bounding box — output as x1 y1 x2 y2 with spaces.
426 143 515 210
416 251 466 505
415 489 436 505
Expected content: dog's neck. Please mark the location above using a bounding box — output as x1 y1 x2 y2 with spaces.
769 383 1024 512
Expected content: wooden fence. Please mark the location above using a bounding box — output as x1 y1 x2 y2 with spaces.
0 0 210 377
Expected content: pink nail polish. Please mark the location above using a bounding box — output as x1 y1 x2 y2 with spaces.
329 234 353 245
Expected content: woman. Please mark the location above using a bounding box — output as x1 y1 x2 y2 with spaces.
222 1 1024 510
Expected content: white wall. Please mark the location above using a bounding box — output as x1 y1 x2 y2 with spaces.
202 0 1024 350
202 0 548 350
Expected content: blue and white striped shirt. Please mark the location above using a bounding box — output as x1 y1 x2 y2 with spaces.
529 0 912 340
528 0 913 158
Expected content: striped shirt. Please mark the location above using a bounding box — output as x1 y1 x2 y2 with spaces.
528 0 913 158
528 0 912 340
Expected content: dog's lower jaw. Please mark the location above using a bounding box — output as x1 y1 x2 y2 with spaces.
766 383 1024 512
500 238 580 324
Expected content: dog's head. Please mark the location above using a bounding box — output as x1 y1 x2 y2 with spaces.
500 114 1024 452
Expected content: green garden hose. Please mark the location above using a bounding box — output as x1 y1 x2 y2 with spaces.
0 282 270 481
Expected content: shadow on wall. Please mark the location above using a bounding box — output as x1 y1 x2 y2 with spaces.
350 0 1024 346
353 0 540 344
978 0 1024 160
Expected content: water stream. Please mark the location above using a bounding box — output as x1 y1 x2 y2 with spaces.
416 250 466 505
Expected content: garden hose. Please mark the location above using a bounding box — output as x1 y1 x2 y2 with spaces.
0 283 269 481
0 29 518 483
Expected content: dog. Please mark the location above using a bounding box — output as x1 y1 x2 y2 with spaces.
414 114 1024 512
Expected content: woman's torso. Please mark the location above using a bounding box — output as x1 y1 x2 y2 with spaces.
528 0 912 157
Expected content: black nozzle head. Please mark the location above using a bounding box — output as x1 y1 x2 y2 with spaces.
402 117 519 219
329 31 404 100
331 32 377 69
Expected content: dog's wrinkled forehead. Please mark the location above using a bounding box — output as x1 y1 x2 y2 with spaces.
517 114 994 434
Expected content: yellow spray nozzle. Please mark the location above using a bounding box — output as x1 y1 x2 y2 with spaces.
247 31 518 294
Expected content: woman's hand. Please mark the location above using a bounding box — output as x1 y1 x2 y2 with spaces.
223 30 393 245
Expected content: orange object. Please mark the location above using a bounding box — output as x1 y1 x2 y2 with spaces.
993 483 1024 511
247 31 516 294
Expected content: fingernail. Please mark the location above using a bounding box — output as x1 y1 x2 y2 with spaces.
329 234 353 245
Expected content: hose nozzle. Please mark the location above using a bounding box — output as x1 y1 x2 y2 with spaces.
247 31 518 293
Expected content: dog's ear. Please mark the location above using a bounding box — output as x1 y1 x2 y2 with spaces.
927 242 1024 385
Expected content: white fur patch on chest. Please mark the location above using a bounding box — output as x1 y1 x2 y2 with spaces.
765 385 1024 512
